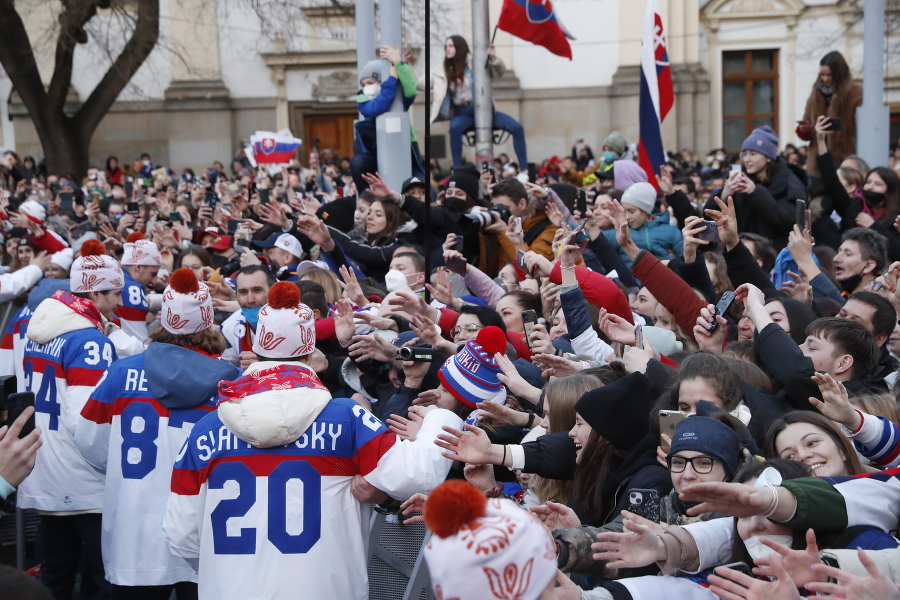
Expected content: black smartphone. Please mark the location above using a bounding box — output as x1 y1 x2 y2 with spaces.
795 199 806 228
170 211 183 223
226 219 241 236
516 250 533 277
124 176 134 198
454 235 464 254
259 188 270 205
522 310 538 349
527 162 537 183
828 117 842 132
804 209 812 232
126 202 140 217
708 290 736 332
576 189 587 215
626 489 660 523
7 392 35 439
717 562 753 577
58 192 75 212
445 255 468 275
698 220 720 245
204 189 218 208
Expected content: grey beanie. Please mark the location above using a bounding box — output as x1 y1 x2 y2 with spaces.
359 59 382 84
602 131 628 156
621 181 657 215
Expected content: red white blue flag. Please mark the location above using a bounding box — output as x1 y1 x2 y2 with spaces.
496 0 574 60
638 0 674 189
250 131 302 164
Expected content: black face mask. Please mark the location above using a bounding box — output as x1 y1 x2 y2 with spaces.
862 189 886 207
840 273 863 294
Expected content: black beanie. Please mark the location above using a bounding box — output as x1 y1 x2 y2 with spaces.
574 372 651 451
446 167 480 204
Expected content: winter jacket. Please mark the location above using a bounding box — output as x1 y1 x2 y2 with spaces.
631 250 707 342
428 58 506 123
603 217 684 269
704 158 806 249
547 262 634 324
800 82 863 174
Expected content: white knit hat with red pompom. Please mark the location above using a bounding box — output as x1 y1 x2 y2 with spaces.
70 239 124 293
252 281 316 359
121 232 162 267
161 268 214 334
423 480 557 600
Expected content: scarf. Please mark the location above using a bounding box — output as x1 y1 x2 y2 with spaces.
51 290 106 334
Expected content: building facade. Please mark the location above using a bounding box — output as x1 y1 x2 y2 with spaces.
1 0 897 172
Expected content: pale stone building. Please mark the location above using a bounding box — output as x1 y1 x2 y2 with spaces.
1 0 897 171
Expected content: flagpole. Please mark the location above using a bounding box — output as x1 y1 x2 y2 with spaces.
484 26 498 70
423 0 431 303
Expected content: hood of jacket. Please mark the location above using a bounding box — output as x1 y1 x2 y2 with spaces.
27 295 98 344
143 342 241 410
217 361 332 449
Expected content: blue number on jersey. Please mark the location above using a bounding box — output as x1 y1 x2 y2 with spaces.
120 402 160 479
210 462 257 554
31 364 60 431
210 460 322 555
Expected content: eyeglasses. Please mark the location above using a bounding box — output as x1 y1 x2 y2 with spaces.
667 455 718 474
451 324 483 338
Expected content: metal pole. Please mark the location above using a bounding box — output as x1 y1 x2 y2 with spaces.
356 0 376 82
375 0 413 192
471 0 493 167
856 0 889 168
423 0 432 302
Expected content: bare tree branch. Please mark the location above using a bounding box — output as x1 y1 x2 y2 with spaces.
48 0 101 116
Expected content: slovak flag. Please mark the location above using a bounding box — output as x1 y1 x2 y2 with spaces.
638 0 674 189
497 0 574 60
250 131 302 164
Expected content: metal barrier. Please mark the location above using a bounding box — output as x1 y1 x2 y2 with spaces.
367 509 432 600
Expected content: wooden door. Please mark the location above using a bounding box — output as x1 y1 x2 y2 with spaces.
304 114 356 160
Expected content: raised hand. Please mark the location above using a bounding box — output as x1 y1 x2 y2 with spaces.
708 554 801 600
531 353 582 379
530 502 581 530
494 352 542 404
682 216 710 264
425 267 454 307
704 196 739 250
337 264 369 307
752 529 824 589
592 511 666 569
435 424 496 464
809 371 861 430
598 307 637 346
807 546 900 600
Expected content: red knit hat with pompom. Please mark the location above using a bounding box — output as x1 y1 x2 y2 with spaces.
161 268 213 334
70 239 123 293
437 325 508 409
252 282 316 359
422 480 558 600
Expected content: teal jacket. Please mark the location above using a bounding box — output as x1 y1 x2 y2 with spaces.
603 216 684 269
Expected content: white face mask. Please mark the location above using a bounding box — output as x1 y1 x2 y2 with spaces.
363 83 381 99
384 269 411 292
742 535 794 563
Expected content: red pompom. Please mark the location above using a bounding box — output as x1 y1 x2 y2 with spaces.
267 281 300 309
475 326 507 357
126 232 145 243
80 239 107 257
169 268 200 294
424 480 487 539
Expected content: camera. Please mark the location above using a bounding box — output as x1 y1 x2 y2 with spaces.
218 255 242 278
462 203 512 232
396 346 436 362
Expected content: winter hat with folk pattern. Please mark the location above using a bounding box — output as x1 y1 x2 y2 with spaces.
438 326 507 408
423 480 557 600
252 281 316 359
161 268 214 334
70 239 124 293
121 232 162 266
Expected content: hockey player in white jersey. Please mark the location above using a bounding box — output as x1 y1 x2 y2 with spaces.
163 281 463 600
115 233 161 343
17 239 122 599
76 268 240 600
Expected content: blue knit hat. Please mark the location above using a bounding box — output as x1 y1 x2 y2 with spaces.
741 126 779 160
438 326 508 408
667 416 740 478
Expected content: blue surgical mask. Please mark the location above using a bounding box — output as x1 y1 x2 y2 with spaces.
603 151 618 164
242 306 262 329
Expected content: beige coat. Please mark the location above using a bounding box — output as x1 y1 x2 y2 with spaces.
427 57 507 124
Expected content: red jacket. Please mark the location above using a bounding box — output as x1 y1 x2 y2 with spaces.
548 262 634 324
631 251 706 343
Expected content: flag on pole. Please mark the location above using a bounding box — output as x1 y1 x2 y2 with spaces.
638 0 674 188
250 131 303 164
496 0 574 60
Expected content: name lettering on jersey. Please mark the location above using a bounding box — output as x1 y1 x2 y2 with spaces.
294 423 343 451
196 426 254 461
124 368 149 392
25 337 66 358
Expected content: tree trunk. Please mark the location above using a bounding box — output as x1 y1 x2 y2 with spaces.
41 116 90 180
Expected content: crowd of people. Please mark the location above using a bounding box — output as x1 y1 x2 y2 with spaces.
2 46 900 600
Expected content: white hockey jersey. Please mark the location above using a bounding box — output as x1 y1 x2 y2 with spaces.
163 362 460 600
17 296 117 512
76 343 241 586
